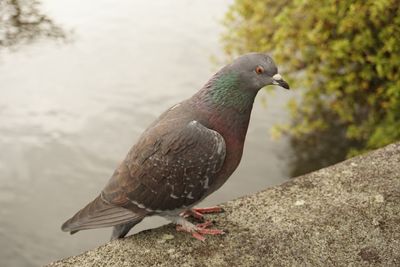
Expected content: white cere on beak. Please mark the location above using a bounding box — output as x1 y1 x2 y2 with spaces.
273 73 282 81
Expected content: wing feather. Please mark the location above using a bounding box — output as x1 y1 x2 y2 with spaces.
102 120 226 212
61 195 144 233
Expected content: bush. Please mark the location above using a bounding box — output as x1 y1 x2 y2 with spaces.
223 0 400 175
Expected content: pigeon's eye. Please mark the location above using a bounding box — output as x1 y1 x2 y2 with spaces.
255 66 264 74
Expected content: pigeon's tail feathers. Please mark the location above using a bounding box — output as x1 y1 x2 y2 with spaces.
61 195 143 234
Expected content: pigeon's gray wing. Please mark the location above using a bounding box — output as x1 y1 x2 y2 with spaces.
102 120 226 212
61 194 145 234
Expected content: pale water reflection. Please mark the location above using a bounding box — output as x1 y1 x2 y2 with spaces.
0 0 291 266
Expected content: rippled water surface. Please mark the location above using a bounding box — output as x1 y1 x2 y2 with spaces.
0 0 292 265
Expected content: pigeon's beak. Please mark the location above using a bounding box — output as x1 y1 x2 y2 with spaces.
272 74 290 90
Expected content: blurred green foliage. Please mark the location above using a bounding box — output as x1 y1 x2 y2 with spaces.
223 0 400 173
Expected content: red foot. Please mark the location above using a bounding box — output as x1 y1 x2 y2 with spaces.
196 221 213 229
193 206 224 214
197 228 224 235
181 206 224 220
176 220 225 242
191 231 206 241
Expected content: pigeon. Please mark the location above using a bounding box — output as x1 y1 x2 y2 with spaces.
61 53 290 241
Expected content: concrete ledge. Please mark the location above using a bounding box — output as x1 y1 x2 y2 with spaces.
48 143 400 266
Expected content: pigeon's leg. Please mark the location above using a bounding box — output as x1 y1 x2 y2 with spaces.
110 218 143 241
169 216 224 242
181 206 224 220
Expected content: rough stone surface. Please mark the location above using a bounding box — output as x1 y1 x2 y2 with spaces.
48 143 400 266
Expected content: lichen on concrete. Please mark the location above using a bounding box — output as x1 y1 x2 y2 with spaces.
48 143 400 266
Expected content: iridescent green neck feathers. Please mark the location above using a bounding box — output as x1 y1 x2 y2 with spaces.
207 72 255 113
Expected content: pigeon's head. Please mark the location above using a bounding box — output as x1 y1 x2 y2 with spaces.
227 53 289 92
201 53 289 112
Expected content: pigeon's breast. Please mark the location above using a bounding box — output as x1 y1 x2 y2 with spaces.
204 112 251 193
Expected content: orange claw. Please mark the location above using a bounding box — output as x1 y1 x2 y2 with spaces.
181 206 224 220
197 228 225 235
191 232 206 242
175 220 224 242
192 206 224 214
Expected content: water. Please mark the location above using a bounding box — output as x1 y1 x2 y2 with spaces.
0 0 292 265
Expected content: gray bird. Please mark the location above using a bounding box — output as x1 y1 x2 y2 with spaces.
62 53 289 241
